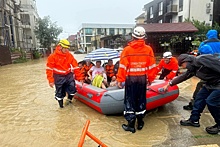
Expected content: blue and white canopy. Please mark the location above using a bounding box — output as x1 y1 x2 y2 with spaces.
84 48 120 61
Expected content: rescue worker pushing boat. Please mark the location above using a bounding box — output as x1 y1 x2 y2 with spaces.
46 39 83 108
117 26 156 133
155 51 179 81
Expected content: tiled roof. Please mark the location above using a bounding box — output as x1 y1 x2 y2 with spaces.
138 22 198 33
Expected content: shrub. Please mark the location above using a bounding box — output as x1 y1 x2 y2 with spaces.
33 50 41 59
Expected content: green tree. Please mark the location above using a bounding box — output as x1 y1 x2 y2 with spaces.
185 18 220 41
35 16 63 48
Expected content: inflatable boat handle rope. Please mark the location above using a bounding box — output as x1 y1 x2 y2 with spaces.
147 88 165 94
104 93 124 101
104 87 165 101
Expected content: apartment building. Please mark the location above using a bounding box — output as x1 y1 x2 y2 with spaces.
78 23 134 52
20 0 39 50
143 0 220 26
0 0 22 47
135 13 145 24
0 0 39 50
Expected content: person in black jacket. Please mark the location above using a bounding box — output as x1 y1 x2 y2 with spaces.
183 29 220 110
163 54 220 134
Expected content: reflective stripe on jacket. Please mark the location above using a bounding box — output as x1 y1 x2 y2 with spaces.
46 45 83 83
117 39 156 83
155 57 179 80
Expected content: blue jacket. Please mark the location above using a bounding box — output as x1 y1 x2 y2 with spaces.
199 30 220 54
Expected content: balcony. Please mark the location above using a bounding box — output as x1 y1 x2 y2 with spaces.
21 22 31 29
165 4 178 16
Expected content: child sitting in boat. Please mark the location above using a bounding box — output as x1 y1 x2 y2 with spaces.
88 60 108 89
109 76 117 87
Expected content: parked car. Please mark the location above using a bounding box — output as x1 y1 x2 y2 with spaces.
74 49 86 54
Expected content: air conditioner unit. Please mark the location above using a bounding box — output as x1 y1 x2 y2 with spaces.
206 3 211 8
206 23 211 26
206 8 211 14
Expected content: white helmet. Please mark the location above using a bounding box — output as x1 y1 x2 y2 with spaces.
132 26 145 39
163 52 172 58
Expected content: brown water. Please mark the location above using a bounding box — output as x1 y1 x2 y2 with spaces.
0 54 199 147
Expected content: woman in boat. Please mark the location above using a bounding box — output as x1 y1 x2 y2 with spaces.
109 75 117 87
88 60 108 89
81 59 94 84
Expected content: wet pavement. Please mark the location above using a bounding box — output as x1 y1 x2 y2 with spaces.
0 54 219 147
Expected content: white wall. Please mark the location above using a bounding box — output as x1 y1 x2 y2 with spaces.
178 0 213 25
190 0 213 25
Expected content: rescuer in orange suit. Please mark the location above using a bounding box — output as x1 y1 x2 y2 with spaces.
46 39 83 108
155 52 179 81
117 26 156 133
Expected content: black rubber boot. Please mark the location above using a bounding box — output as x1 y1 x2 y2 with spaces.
183 102 193 110
137 116 144 130
58 100 64 108
68 95 73 101
67 95 73 103
122 119 136 133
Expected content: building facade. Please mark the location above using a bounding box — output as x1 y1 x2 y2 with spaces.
143 0 219 26
0 0 39 50
20 0 39 50
135 13 145 24
0 0 22 48
78 23 134 52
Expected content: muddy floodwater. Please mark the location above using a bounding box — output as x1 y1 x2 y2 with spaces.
0 54 219 147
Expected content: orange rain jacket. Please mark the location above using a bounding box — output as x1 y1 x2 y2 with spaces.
81 64 93 79
155 57 179 80
46 45 83 83
105 64 115 78
117 39 156 83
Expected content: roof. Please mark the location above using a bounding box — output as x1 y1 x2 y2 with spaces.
135 13 145 20
80 23 135 29
138 22 198 33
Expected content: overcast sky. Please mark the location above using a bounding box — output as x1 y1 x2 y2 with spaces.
36 0 152 38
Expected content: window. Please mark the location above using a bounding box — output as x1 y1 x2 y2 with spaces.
97 28 102 35
179 0 183 12
86 36 92 43
158 19 162 23
158 2 163 16
123 29 126 35
109 28 115 35
150 6 153 18
209 14 213 21
20 14 30 25
85 28 92 35
178 16 183 22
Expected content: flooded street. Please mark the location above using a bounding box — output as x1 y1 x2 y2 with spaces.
0 54 219 147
